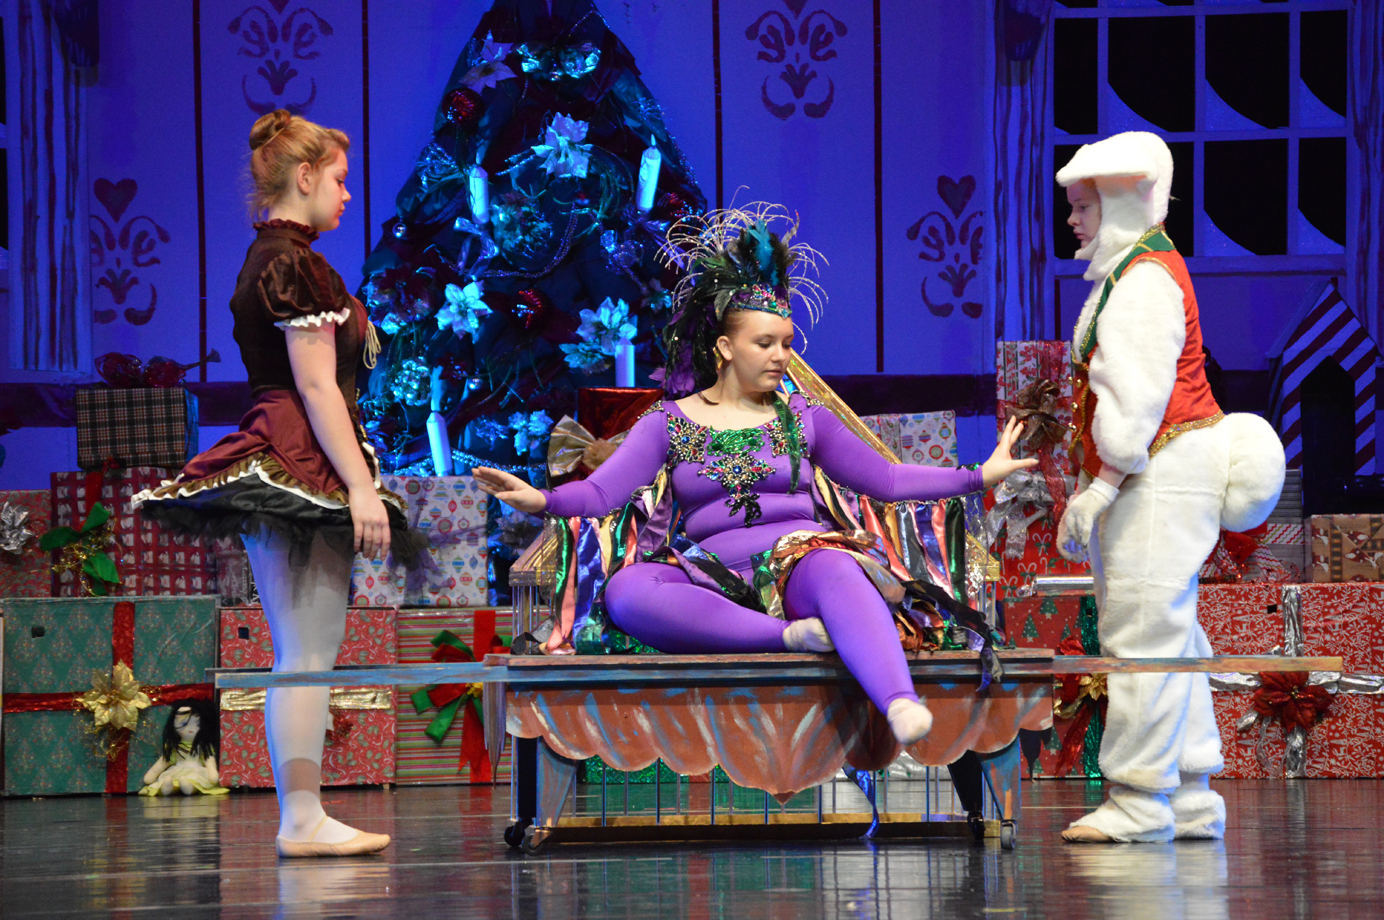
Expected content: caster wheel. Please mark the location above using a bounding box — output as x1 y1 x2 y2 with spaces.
1000 821 1016 850
520 825 552 856
504 818 533 848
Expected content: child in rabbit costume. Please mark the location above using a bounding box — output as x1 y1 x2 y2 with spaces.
1055 132 1285 843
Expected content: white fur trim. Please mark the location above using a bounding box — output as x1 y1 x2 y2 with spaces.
1088 262 1185 475
274 307 351 331
1057 132 1174 276
1218 412 1286 532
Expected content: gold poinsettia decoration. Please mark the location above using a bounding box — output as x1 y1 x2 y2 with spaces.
79 662 151 733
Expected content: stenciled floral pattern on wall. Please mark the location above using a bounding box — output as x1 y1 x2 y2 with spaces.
906 175 985 319
89 178 171 326
228 0 335 115
745 1 847 120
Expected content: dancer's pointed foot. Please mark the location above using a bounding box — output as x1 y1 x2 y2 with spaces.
886 698 933 745
276 816 391 858
783 617 835 652
1062 824 1115 843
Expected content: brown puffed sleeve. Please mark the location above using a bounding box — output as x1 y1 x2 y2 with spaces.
256 248 351 329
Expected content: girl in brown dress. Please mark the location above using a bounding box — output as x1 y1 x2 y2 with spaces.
136 109 422 857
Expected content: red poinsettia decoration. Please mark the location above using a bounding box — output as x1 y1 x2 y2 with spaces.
1249 671 1333 734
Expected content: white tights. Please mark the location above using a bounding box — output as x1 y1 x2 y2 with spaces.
242 528 360 844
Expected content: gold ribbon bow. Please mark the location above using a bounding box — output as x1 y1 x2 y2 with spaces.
79 662 151 733
546 416 629 477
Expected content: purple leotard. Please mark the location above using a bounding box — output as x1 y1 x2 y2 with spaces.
541 394 983 712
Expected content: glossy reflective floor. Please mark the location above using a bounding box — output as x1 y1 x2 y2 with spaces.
1 780 1381 919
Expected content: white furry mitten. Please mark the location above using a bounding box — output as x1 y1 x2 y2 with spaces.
1056 477 1119 562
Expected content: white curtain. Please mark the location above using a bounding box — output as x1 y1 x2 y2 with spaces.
10 0 90 371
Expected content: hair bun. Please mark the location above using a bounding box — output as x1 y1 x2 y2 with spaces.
249 109 293 151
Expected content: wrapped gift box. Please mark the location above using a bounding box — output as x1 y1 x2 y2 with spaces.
0 596 218 795
1203 583 1384 778
1309 514 1384 582
217 605 397 787
75 387 198 471
351 476 488 607
1006 593 1100 779
0 491 52 598
51 469 216 597
395 607 511 784
860 413 959 467
576 387 663 440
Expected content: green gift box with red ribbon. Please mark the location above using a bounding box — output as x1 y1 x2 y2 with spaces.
0 596 218 795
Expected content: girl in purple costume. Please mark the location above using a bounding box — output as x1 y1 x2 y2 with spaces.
475 206 1033 745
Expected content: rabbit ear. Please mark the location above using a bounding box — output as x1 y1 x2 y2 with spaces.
1056 131 1174 227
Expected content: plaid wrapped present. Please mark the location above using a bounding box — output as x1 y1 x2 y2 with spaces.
352 476 488 607
0 491 52 598
217 605 397 787
395 607 512 784
75 387 198 471
51 469 216 597
1309 514 1384 582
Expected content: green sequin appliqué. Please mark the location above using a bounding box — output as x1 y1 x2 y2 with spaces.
700 428 775 525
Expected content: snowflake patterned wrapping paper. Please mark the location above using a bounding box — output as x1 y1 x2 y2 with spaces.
217 605 397 788
350 476 489 607
0 491 52 598
394 607 512 785
0 596 217 795
1309 514 1384 582
51 469 217 597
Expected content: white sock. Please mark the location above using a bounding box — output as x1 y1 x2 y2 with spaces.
782 617 835 652
886 699 934 745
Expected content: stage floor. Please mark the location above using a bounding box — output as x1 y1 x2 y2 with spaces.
1 780 1381 919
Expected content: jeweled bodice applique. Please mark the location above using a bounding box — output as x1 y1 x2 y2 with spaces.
664 401 807 527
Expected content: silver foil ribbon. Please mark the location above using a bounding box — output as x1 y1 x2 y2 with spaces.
1210 586 1380 778
983 470 1053 560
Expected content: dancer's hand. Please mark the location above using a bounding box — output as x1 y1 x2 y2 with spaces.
980 416 1040 488
473 467 547 515
349 489 391 561
1056 478 1118 562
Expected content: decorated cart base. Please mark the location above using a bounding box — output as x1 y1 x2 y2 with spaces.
211 650 1341 853
497 651 1049 853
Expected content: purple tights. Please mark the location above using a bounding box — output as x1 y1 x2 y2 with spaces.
604 549 919 712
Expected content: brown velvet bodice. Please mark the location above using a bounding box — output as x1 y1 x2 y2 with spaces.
229 220 365 420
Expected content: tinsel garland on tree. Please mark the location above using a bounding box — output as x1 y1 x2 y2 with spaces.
357 0 706 481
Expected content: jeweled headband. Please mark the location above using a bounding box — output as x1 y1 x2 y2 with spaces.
726 283 793 320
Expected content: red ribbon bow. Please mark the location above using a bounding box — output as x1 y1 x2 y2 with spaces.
1250 671 1333 734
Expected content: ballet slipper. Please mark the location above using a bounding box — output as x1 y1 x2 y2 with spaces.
886 698 933 745
276 816 391 858
782 617 834 652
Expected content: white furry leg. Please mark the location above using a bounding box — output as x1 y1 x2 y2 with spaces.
1170 773 1225 840
782 616 834 652
1066 784 1175 843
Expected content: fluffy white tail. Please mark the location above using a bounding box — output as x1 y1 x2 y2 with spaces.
1219 413 1286 532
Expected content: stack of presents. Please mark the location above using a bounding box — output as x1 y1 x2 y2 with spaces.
990 341 1384 781
2 350 1380 796
0 382 507 796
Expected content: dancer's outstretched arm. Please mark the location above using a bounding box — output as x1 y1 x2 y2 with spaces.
808 406 1035 501
475 409 670 518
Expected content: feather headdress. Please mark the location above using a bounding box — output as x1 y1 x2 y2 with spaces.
655 202 825 398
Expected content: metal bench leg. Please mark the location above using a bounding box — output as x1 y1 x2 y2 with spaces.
522 739 579 855
978 738 1022 850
